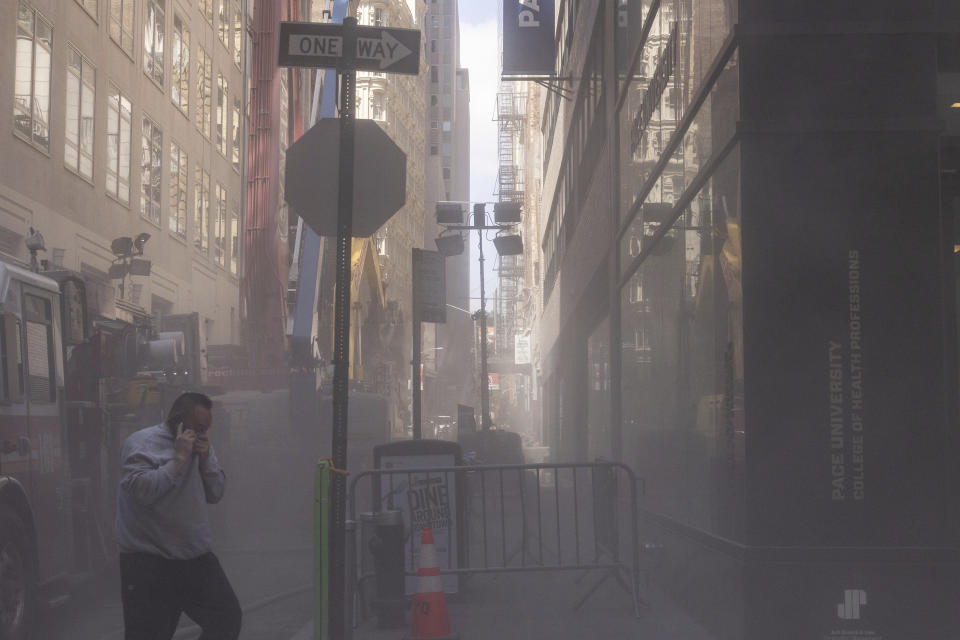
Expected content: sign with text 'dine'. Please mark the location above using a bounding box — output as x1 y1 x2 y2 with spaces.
278 21 421 75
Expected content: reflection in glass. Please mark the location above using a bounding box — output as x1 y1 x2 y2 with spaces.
107 88 132 203
214 184 226 266
140 119 162 225
230 207 239 275
195 167 210 253
169 142 188 236
143 0 165 85
196 47 212 137
620 147 744 538
588 318 612 460
618 0 738 224
14 3 53 151
172 16 190 113
66 47 95 180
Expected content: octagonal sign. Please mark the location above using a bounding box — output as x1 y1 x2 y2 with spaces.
285 118 407 237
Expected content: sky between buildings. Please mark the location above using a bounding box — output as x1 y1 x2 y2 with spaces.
458 2 503 310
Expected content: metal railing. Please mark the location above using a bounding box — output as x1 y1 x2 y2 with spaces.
348 460 644 617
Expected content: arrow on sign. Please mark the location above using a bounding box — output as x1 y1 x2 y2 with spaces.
357 31 414 70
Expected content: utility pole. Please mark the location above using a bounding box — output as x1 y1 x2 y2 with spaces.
474 205 492 430
434 202 521 432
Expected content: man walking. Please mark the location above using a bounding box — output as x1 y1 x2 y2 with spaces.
116 392 242 640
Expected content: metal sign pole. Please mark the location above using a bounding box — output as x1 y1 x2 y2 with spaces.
412 249 422 440
329 16 357 640
476 219 491 431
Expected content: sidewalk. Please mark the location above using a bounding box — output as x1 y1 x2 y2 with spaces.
290 570 715 640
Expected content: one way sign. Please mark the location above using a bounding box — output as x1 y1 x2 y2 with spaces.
279 21 421 75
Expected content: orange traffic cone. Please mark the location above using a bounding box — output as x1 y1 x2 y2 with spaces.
406 526 459 640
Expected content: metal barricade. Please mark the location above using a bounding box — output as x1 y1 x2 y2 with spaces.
348 461 644 618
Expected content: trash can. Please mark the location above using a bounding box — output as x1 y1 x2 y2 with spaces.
367 509 406 629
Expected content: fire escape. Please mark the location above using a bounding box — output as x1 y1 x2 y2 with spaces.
495 86 526 363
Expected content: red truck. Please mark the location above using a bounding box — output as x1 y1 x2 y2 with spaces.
0 259 201 638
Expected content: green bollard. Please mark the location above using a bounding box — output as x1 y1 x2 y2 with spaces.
315 460 332 640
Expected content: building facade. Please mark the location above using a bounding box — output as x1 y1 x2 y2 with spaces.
537 1 960 638
353 0 428 434
2 0 247 348
421 0 473 434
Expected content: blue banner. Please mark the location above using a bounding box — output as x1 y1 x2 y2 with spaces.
502 0 556 76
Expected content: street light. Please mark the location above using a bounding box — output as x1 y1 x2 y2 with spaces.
492 233 523 256
436 201 466 225
435 232 465 257
433 201 523 431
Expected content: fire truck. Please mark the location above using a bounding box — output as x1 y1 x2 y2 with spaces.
0 258 202 638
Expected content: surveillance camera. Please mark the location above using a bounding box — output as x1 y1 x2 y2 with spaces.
25 228 46 253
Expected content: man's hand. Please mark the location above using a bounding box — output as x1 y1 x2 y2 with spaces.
194 434 211 461
174 422 196 465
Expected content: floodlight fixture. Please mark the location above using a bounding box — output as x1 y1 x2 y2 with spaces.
493 233 523 256
642 202 673 223
111 236 134 257
435 233 465 257
436 201 466 225
129 258 152 276
473 203 486 228
134 232 151 255
494 202 522 223
25 227 46 253
108 263 129 279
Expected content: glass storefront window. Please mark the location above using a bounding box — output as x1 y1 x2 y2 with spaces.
620 139 686 274
618 0 738 225
587 317 612 461
619 146 744 538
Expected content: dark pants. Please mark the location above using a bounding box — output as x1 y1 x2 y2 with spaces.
120 551 242 640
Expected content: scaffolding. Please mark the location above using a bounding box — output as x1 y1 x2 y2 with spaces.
495 86 527 361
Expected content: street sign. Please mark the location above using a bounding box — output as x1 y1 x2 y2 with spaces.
413 249 447 324
284 118 407 237
279 21 421 75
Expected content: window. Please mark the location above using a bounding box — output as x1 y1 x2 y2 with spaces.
65 46 95 180
214 183 226 265
430 94 438 106
169 140 187 236
23 294 55 404
216 73 228 155
0 315 24 403
430 39 437 52
14 3 52 151
172 15 189 113
196 46 212 136
199 0 213 24
430 144 438 156
442 120 451 132
230 202 239 275
140 117 162 224
217 0 229 48
75 0 98 19
194 166 209 253
430 65 438 83
442 167 451 179
233 0 242 68
232 95 241 171
373 8 385 26
431 120 439 130
143 0 165 86
109 0 134 56
371 91 384 121
106 86 132 203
